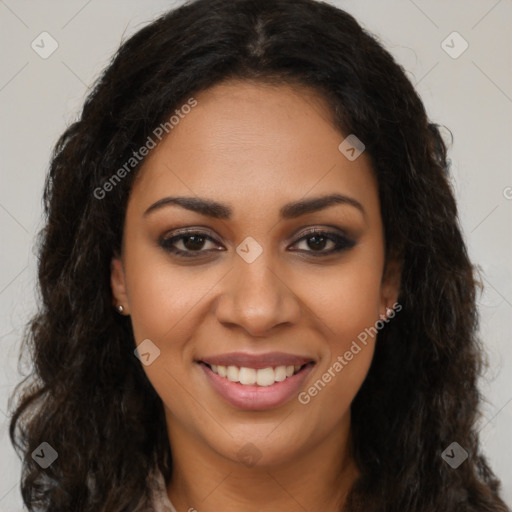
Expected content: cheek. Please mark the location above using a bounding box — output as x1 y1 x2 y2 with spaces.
124 249 216 343
305 250 384 343
297 249 383 416
298 290 379 429
123 253 210 424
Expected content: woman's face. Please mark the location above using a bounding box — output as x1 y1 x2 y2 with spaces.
111 80 399 467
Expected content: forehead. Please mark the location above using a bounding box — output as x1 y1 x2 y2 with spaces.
129 80 378 218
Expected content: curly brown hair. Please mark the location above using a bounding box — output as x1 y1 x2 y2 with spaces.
8 0 510 510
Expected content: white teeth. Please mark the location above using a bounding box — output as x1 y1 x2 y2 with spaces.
239 367 257 385
208 363 307 386
256 367 275 387
274 366 287 382
227 365 239 382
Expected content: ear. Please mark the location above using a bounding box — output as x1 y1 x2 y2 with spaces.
110 255 130 315
379 256 402 319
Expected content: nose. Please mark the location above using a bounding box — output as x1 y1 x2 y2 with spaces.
214 252 302 337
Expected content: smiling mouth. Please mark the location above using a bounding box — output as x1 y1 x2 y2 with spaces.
199 362 313 387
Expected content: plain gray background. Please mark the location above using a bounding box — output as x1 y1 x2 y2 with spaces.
1 0 511 510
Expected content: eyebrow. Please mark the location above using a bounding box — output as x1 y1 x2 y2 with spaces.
143 193 366 220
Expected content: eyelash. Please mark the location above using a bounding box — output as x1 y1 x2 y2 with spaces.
158 228 356 259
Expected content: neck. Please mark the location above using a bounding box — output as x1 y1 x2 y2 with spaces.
165 412 358 512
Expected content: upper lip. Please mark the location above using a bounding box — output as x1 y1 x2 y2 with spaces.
198 351 315 369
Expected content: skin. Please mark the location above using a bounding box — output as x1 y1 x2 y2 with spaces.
111 80 400 512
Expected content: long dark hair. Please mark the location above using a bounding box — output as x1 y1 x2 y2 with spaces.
9 0 509 510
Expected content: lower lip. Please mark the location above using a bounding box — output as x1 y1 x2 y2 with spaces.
199 362 315 411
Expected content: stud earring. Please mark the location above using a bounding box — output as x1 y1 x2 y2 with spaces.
385 306 393 318
116 305 124 314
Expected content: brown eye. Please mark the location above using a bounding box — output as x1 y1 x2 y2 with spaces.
159 231 222 258
303 234 331 251
290 229 356 256
179 234 208 251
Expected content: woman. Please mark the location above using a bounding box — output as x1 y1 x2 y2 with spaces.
9 0 510 510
